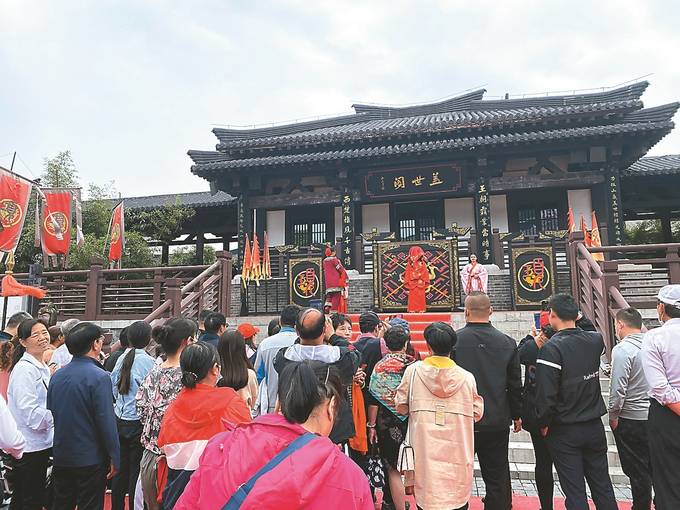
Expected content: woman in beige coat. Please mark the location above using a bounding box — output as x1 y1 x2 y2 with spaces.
395 322 483 510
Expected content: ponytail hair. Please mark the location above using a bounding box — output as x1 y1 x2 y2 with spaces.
117 321 152 395
152 317 196 357
180 342 219 389
0 338 17 371
278 360 342 424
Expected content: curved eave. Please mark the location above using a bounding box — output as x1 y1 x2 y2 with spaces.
192 119 674 178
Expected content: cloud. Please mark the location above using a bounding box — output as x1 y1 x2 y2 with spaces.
0 0 678 195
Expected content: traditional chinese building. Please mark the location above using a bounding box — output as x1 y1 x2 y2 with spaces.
189 81 679 268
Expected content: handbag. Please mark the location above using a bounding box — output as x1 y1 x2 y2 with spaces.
397 362 418 486
366 444 385 489
221 433 317 510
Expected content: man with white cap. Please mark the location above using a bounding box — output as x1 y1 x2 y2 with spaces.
641 284 680 509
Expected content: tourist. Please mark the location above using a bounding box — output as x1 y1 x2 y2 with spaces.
403 246 430 313
198 312 227 348
174 360 373 509
323 246 348 313
0 311 31 342
274 308 360 445
608 307 652 510
367 325 415 510
641 285 680 509
135 317 195 510
389 316 421 360
197 308 214 336
104 327 129 372
157 342 251 508
7 318 54 510
535 293 618 510
42 325 62 365
267 318 280 337
253 304 300 415
0 393 24 458
518 313 556 510
47 322 120 510
110 321 155 510
49 318 81 369
237 322 259 365
460 253 488 295
455 291 522 510
395 322 484 510
217 329 258 412
354 311 386 385
330 312 353 344
0 338 15 401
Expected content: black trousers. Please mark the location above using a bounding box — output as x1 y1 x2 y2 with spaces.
9 448 50 510
474 429 512 510
648 400 680 510
612 418 652 510
52 463 108 510
546 420 617 510
111 418 143 510
529 429 554 510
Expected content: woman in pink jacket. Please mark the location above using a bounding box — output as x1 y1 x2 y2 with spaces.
175 360 373 510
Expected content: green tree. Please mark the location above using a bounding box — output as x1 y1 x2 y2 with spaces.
126 200 195 244
169 245 216 266
624 220 663 245
83 182 118 238
41 150 79 188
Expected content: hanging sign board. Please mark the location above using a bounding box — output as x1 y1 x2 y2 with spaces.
509 245 557 309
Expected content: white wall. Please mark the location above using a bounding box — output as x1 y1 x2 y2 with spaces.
361 203 390 233
567 189 593 226
444 197 475 235
334 206 342 241
266 210 286 246
490 194 509 232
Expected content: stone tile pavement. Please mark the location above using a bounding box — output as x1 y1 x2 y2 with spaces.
472 477 633 502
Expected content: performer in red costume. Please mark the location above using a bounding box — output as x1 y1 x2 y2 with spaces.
404 246 430 313
323 247 348 313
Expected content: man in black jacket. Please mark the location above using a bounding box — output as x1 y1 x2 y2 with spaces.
535 293 617 510
455 291 522 510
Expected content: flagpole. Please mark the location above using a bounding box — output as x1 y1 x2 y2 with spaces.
1 154 17 329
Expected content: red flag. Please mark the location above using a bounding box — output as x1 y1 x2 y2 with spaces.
251 233 261 283
241 234 252 284
580 215 592 247
567 208 575 234
41 190 72 257
591 211 604 261
108 202 125 263
0 169 31 257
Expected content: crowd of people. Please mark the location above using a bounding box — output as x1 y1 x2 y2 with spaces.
0 284 679 509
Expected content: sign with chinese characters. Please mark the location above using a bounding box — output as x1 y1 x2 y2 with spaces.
288 256 325 307
606 170 623 245
237 196 247 271
364 164 463 198
373 240 460 311
475 178 492 264
509 245 557 309
340 191 355 269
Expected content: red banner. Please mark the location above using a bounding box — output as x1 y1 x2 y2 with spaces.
108 202 125 263
0 170 32 254
41 191 72 256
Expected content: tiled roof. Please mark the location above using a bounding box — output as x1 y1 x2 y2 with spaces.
216 99 642 150
122 191 234 211
623 154 680 177
194 115 676 175
187 150 230 165
210 82 649 145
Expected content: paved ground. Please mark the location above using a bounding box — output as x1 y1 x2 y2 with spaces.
472 476 633 501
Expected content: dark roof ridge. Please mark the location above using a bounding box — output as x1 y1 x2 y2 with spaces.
622 102 680 123
623 153 680 177
351 89 486 116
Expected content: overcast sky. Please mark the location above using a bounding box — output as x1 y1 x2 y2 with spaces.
1 0 679 198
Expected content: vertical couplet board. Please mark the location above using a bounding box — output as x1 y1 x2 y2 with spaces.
373 240 459 312
509 245 557 310
288 256 325 308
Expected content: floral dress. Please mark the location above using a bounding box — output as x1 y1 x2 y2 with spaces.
135 365 183 454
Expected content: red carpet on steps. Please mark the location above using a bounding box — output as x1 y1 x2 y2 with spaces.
348 312 452 357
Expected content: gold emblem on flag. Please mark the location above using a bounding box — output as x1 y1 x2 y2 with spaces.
44 211 69 237
0 199 22 228
111 223 121 243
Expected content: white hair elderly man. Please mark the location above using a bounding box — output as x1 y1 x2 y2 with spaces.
641 284 680 509
49 319 81 369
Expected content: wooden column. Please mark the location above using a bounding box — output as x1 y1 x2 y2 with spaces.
255 208 266 241
660 211 673 243
605 169 624 245
196 234 205 264
161 244 169 265
474 176 493 264
84 258 103 320
236 194 252 271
